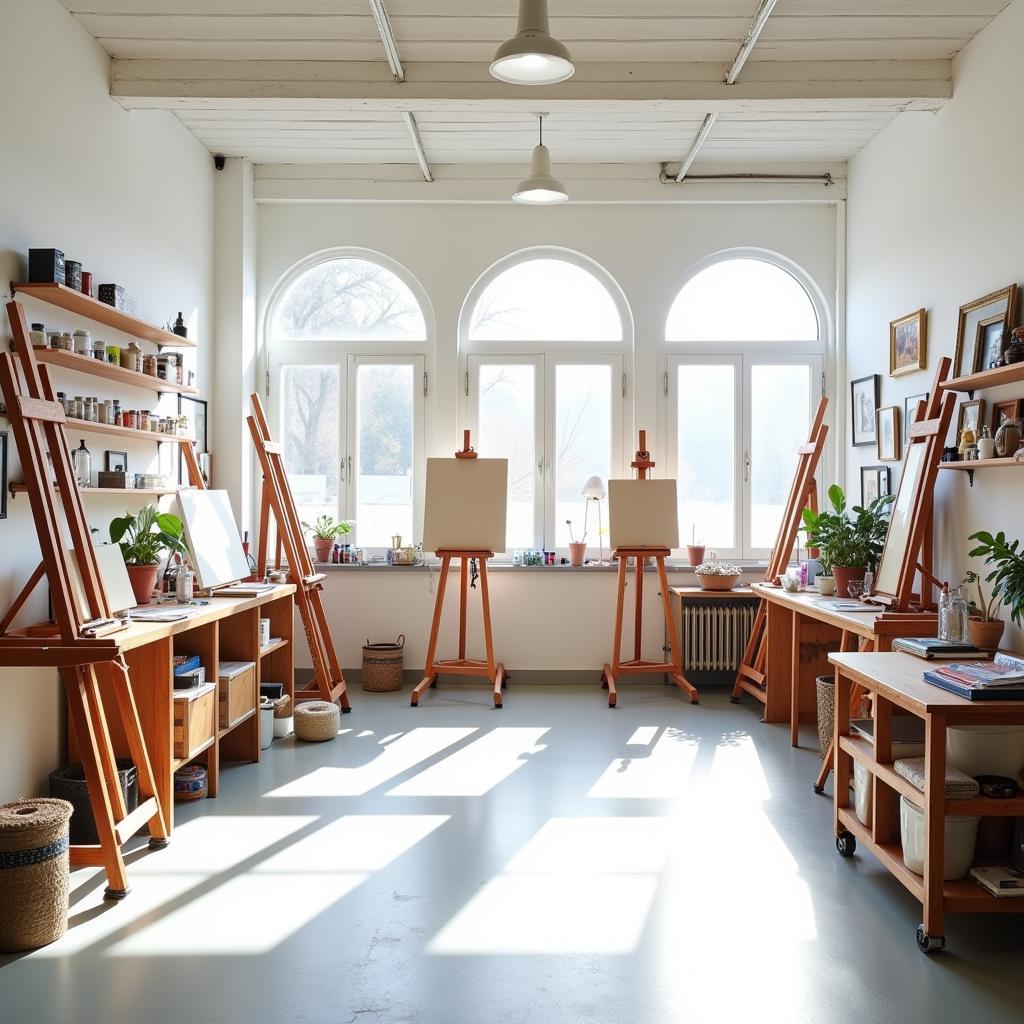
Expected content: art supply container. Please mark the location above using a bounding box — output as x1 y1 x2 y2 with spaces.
947 725 1024 778
900 796 980 880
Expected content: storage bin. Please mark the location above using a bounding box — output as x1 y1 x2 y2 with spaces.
851 718 925 827
173 683 217 759
49 759 137 846
899 795 980 880
259 699 275 750
362 635 405 692
815 674 834 759
218 661 257 729
946 725 1024 779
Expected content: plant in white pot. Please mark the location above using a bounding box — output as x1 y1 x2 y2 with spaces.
965 530 1024 651
109 506 189 606
302 515 352 563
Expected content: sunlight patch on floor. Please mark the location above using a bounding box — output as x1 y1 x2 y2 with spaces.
627 726 659 746
587 728 700 798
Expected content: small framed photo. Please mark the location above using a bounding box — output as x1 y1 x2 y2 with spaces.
991 399 1022 434
860 465 891 507
903 392 929 444
104 450 128 473
851 374 880 447
889 308 927 377
954 285 1018 377
978 316 1008 371
876 406 901 462
956 398 986 441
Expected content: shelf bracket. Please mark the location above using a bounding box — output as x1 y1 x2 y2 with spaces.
967 468 975 487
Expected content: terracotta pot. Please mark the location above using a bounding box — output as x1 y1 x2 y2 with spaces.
312 538 334 563
697 573 741 592
126 564 159 606
832 566 866 598
816 576 835 596
686 545 705 567
568 542 586 567
968 618 1005 652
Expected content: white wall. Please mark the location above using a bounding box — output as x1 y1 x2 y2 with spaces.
0 0 214 799
846 0 1024 652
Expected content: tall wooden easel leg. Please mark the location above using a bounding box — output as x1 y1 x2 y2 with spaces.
412 555 450 706
633 554 643 662
477 558 504 708
658 556 698 704
601 555 628 707
458 557 468 662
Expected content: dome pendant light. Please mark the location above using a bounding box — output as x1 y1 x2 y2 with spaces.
513 116 569 205
490 0 575 86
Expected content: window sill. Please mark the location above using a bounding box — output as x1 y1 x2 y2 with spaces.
314 560 769 574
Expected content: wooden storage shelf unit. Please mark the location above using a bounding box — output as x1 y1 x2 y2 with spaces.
32 347 198 396
11 281 197 348
259 637 289 658
64 419 187 445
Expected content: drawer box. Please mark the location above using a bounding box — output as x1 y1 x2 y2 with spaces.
173 683 216 760
218 661 257 729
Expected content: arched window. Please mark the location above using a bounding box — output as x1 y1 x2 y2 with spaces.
665 253 826 560
462 250 629 553
265 252 430 552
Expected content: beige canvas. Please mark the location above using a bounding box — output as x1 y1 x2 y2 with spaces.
422 458 508 553
608 479 679 549
873 441 925 597
68 543 137 614
176 489 251 589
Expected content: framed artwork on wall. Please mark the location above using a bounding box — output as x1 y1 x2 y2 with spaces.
904 392 929 444
876 406 901 462
851 374 880 447
177 395 208 486
104 450 127 473
953 285 1018 377
956 398 986 441
991 399 1022 434
860 465 891 507
889 308 927 377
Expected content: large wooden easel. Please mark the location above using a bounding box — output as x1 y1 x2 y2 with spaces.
731 397 828 709
247 393 351 711
0 301 169 899
411 432 506 709
601 431 698 708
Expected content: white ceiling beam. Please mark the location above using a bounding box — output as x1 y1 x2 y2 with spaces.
675 112 718 182
402 111 433 182
368 0 404 83
725 0 781 85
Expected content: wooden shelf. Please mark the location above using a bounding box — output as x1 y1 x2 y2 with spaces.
10 483 177 497
63 419 187 445
940 361 1024 394
259 637 289 658
938 458 1022 471
12 282 196 348
31 347 198 396
218 705 258 739
172 735 215 772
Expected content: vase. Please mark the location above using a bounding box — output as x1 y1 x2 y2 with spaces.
126 564 159 606
568 542 586 567
686 545 705 567
832 566 866 598
313 538 334 563
968 618 1005 652
816 576 835 596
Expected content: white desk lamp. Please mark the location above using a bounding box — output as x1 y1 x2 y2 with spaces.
581 475 607 565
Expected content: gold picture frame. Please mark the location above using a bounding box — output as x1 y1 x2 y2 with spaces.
956 398 986 442
889 308 927 377
953 285 1019 378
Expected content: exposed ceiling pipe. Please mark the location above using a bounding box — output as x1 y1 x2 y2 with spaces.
660 165 835 186
675 112 718 182
368 0 405 82
402 112 433 182
725 0 781 85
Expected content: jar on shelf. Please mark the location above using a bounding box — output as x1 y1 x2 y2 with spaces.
73 396 84 420
92 338 106 361
174 354 184 385
59 332 74 352
156 356 171 381
123 342 143 373
176 415 189 438
46 331 62 350
56 391 66 414
29 323 46 348
139 410 150 431
142 355 157 378
73 329 91 356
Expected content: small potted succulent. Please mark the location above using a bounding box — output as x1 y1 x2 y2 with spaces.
695 552 743 592
565 519 586 567
110 505 189 606
302 515 352 563
965 530 1024 651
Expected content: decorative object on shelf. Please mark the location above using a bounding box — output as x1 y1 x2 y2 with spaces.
97 283 134 314
72 439 91 488
303 514 353 563
104 450 127 473
80 271 93 297
695 554 742 591
859 464 891 507
294 701 341 742
1006 327 1024 365
686 523 705 567
64 261 82 292
889 308 927 377
109 505 189 606
957 398 985 448
995 416 1021 458
850 374 879 447
565 519 586 566
990 398 1021 436
904 391 929 445
0 431 7 520
961 569 1006 651
581 474 607 564
28 248 65 285
171 312 187 338
977 424 996 460
979 320 1010 370
954 284 1019 377
968 529 1024 635
876 405 901 462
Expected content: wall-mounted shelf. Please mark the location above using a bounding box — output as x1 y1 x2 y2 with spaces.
32 347 198 396
64 420 188 445
9 483 178 498
940 361 1024 397
11 282 196 348
938 457 1024 486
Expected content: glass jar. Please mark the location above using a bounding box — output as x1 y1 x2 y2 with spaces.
92 338 106 361
59 332 74 352
139 410 150 431
142 355 157 377
46 331 61 350
73 329 91 356
72 440 91 488
29 323 46 348
73 396 84 419
123 342 143 373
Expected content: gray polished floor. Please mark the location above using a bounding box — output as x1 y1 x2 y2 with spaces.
2 685 1023 1024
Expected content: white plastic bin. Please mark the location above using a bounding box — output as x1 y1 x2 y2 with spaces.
273 715 293 739
899 795 980 880
259 704 274 750
946 725 1024 778
851 719 925 827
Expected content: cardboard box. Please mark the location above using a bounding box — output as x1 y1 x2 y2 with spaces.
173 683 216 759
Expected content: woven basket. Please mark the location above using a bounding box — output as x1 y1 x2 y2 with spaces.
815 674 835 760
0 798 73 952
174 764 208 802
294 701 341 742
362 635 405 692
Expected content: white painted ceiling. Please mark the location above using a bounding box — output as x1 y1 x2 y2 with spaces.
63 1 1011 170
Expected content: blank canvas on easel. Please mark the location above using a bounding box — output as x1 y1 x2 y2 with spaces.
68 544 137 614
422 458 508 553
608 479 679 549
176 489 251 589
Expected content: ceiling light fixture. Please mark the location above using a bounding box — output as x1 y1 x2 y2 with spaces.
490 0 575 86
513 115 568 205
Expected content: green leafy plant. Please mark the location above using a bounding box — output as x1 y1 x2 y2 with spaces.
109 506 188 566
967 531 1024 628
801 484 894 573
302 515 353 541
960 570 1001 622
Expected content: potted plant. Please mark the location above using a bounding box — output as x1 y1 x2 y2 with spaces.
110 505 189 606
694 553 742 592
966 530 1024 650
565 519 586 566
801 485 894 598
686 524 705 568
303 514 352 563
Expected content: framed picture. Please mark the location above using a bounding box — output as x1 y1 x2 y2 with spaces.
991 399 1022 434
956 398 985 441
876 406 901 462
954 285 1018 377
851 374 880 447
177 395 208 486
104 450 128 473
860 465 891 507
0 431 7 520
903 392 929 444
978 316 1008 371
889 308 927 377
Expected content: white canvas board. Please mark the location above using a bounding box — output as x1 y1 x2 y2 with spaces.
422 458 508 553
608 479 679 549
176 489 250 589
68 544 137 615
874 441 925 597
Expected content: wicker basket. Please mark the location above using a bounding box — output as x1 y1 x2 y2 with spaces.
294 701 341 742
361 635 405 692
815 674 835 760
0 798 73 952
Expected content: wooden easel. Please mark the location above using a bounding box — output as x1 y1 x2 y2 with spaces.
0 301 168 899
411 431 506 708
247 394 351 711
731 397 828 708
601 431 697 708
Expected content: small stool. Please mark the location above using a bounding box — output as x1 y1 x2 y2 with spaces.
294 701 341 742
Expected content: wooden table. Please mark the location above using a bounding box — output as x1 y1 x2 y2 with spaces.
829 650 1024 953
70 586 295 831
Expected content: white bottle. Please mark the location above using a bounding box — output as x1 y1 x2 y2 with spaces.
938 583 951 641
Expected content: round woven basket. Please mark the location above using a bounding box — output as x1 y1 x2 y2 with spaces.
174 764 208 802
0 798 73 952
815 674 835 760
294 701 341 742
362 635 405 692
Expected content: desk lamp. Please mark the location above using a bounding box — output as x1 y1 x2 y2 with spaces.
581 475 607 565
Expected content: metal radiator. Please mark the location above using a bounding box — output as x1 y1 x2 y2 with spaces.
680 599 757 672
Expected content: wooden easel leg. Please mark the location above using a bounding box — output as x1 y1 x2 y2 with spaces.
412 555 449 706
602 555 627 707
658 557 698 704
633 554 643 662
477 559 502 709
731 601 766 702
459 557 468 662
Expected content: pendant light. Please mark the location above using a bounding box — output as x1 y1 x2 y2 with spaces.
490 0 575 86
513 116 569 205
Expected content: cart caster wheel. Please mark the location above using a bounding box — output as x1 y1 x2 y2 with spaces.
148 837 169 850
729 697 740 704
916 926 945 954
836 832 856 857
812 784 825 794
104 886 130 902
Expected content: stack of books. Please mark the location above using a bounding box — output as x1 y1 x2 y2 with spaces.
893 636 985 659
970 866 1024 898
923 653 1024 700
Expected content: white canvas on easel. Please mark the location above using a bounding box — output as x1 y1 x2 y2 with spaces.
608 479 679 549
422 458 508 553
175 489 251 589
68 544 137 614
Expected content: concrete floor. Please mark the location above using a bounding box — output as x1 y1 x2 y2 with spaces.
2 685 1023 1024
